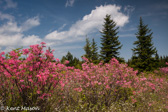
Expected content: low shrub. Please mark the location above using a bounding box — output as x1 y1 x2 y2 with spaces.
0 43 167 111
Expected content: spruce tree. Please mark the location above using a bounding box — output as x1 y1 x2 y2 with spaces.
61 51 73 66
132 17 157 72
61 56 67 63
83 38 92 60
61 51 81 68
91 38 99 64
155 51 159 68
100 14 122 63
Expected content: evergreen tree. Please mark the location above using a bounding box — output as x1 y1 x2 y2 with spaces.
61 51 73 66
91 38 99 64
100 14 122 63
83 38 99 64
159 55 168 67
132 17 157 72
83 38 92 60
61 51 81 68
73 57 82 69
66 51 74 65
61 56 67 63
155 51 159 68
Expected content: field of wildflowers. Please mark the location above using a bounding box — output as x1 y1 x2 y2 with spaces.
0 42 168 112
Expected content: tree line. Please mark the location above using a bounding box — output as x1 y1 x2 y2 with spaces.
60 14 167 73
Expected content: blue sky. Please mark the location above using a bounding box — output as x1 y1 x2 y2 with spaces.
0 0 168 61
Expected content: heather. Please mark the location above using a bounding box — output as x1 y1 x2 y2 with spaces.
0 42 168 112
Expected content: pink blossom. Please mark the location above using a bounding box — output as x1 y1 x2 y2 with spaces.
37 90 41 94
28 79 33 82
20 80 24 82
22 48 29 55
132 98 137 103
82 57 89 62
56 58 60 62
40 42 46 44
74 88 83 92
64 60 69 65
0 51 5 55
105 85 110 89
98 82 102 85
166 62 168 65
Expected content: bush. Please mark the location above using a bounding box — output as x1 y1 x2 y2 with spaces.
0 42 168 111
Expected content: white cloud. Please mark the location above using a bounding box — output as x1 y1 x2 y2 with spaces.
0 33 23 46
65 0 75 7
45 4 129 44
0 21 21 34
4 0 17 9
0 34 41 50
0 12 14 21
0 13 41 47
21 16 40 31
58 24 67 31
21 35 41 46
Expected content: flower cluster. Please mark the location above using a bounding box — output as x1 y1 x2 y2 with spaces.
0 42 167 111
160 62 168 74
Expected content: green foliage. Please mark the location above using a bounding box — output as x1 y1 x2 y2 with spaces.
83 38 92 59
154 51 159 68
158 55 168 67
131 17 157 72
114 87 133 102
83 38 99 64
5 47 23 59
117 57 125 63
91 38 99 64
61 51 82 68
100 14 122 63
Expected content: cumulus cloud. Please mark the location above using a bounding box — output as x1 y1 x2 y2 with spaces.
45 4 129 44
0 21 21 34
0 12 14 21
65 0 75 7
0 33 23 46
21 35 41 46
0 33 41 48
21 16 40 31
0 13 41 47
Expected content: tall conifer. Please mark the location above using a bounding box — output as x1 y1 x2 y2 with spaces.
91 38 99 63
83 38 92 60
100 14 122 63
132 17 157 72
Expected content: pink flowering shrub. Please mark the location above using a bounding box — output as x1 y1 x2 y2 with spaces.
59 58 168 111
62 58 138 106
0 42 67 111
160 62 168 74
0 42 168 111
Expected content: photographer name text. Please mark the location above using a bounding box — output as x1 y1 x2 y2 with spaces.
1 106 40 111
